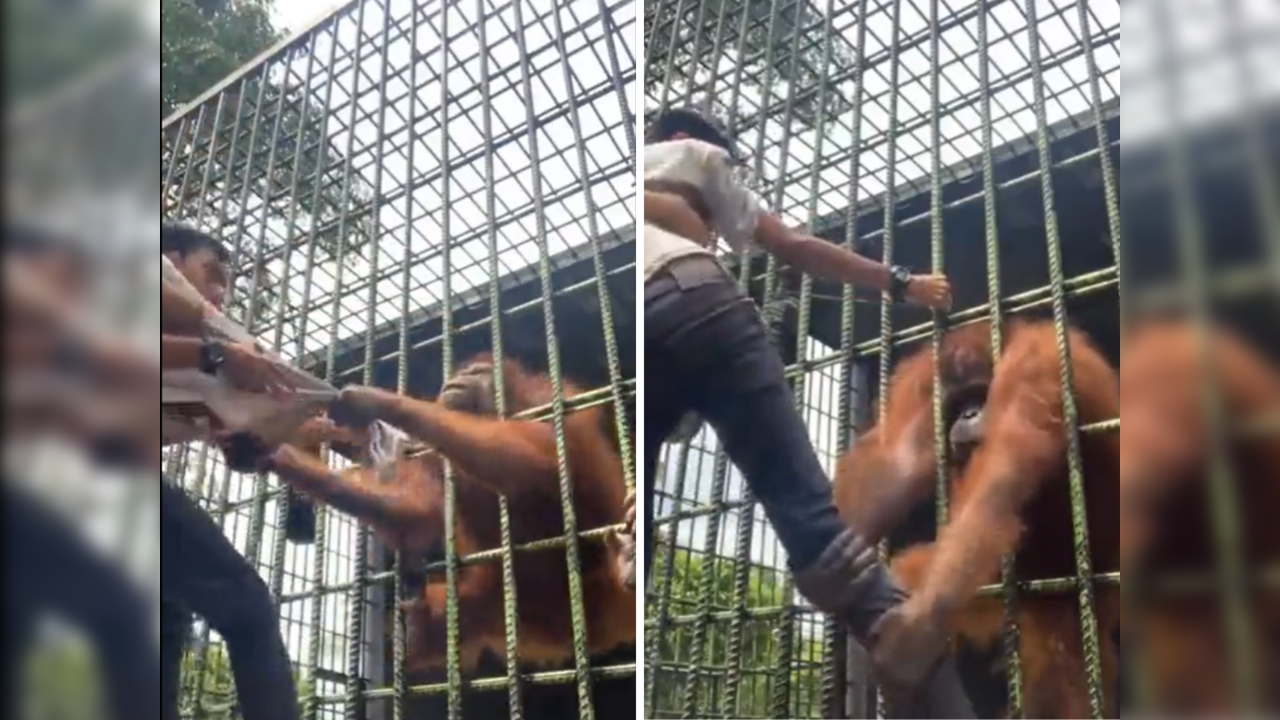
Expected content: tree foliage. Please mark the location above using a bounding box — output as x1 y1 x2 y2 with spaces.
161 0 377 336
179 642 309 719
649 544 827 718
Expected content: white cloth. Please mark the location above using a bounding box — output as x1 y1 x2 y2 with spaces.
642 138 764 281
160 255 402 470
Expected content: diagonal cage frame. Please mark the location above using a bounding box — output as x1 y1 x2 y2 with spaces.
645 0 1278 717
160 0 639 718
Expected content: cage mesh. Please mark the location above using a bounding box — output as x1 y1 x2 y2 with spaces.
161 0 637 717
646 0 1276 717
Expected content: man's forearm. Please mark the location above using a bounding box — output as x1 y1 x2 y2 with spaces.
161 280 210 336
778 236 893 290
161 335 205 371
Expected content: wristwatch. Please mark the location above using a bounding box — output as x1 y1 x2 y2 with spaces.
199 339 227 376
887 265 913 303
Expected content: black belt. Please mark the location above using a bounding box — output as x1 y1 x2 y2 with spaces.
645 256 733 301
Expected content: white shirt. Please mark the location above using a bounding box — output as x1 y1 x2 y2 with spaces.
642 139 764 281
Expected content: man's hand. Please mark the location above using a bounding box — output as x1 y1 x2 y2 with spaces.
213 430 278 474
904 274 953 312
221 342 298 397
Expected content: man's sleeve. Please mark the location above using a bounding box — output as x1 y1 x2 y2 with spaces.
700 149 764 253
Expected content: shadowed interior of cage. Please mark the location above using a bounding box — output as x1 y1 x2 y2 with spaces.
159 0 639 718
646 0 1272 717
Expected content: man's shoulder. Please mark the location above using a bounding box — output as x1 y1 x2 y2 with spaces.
645 138 731 165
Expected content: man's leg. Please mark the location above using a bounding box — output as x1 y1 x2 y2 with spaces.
645 263 853 571
160 482 302 720
645 260 974 717
4 485 158 720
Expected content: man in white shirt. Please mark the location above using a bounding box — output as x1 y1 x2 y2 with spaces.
639 108 973 716
157 222 303 720
4 225 160 720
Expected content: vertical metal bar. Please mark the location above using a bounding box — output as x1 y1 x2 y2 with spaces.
645 438 694 717
239 64 302 611
680 447 732 719
167 105 208 217
832 2 872 714
475 0 526 715
267 37 320 615
927 0 950 537
345 3 397 717
283 25 342 720
1150 0 1259 710
517 2 597 717
1023 0 1103 713
187 70 275 718
873 1 905 715
1074 0 1122 302
974 1 1022 714
312 4 369 717
391 3 423 717
436 4 465 718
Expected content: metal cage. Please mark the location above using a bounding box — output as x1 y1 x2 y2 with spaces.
160 0 638 718
646 0 1274 717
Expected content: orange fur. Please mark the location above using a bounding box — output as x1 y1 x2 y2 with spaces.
273 355 635 679
835 319 1121 718
1120 321 1280 715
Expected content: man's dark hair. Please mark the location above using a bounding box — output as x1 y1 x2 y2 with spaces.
646 108 738 159
161 221 230 264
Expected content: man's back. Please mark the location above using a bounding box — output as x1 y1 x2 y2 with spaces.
642 138 760 281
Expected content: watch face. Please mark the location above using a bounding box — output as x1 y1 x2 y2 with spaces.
201 340 226 374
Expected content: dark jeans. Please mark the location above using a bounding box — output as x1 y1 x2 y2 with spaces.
643 257 849 577
5 484 157 720
160 481 301 720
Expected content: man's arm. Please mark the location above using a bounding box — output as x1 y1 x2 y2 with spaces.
162 335 297 396
7 269 160 386
753 214 895 290
644 189 712 246
696 146 952 311
161 278 211 336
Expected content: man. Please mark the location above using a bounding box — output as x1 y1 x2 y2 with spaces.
158 221 303 720
637 108 973 716
5 226 159 720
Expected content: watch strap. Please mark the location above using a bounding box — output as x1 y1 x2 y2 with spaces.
199 339 226 376
887 265 912 303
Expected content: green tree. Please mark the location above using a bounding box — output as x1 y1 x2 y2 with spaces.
179 642 309 719
650 544 828 718
161 0 376 334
